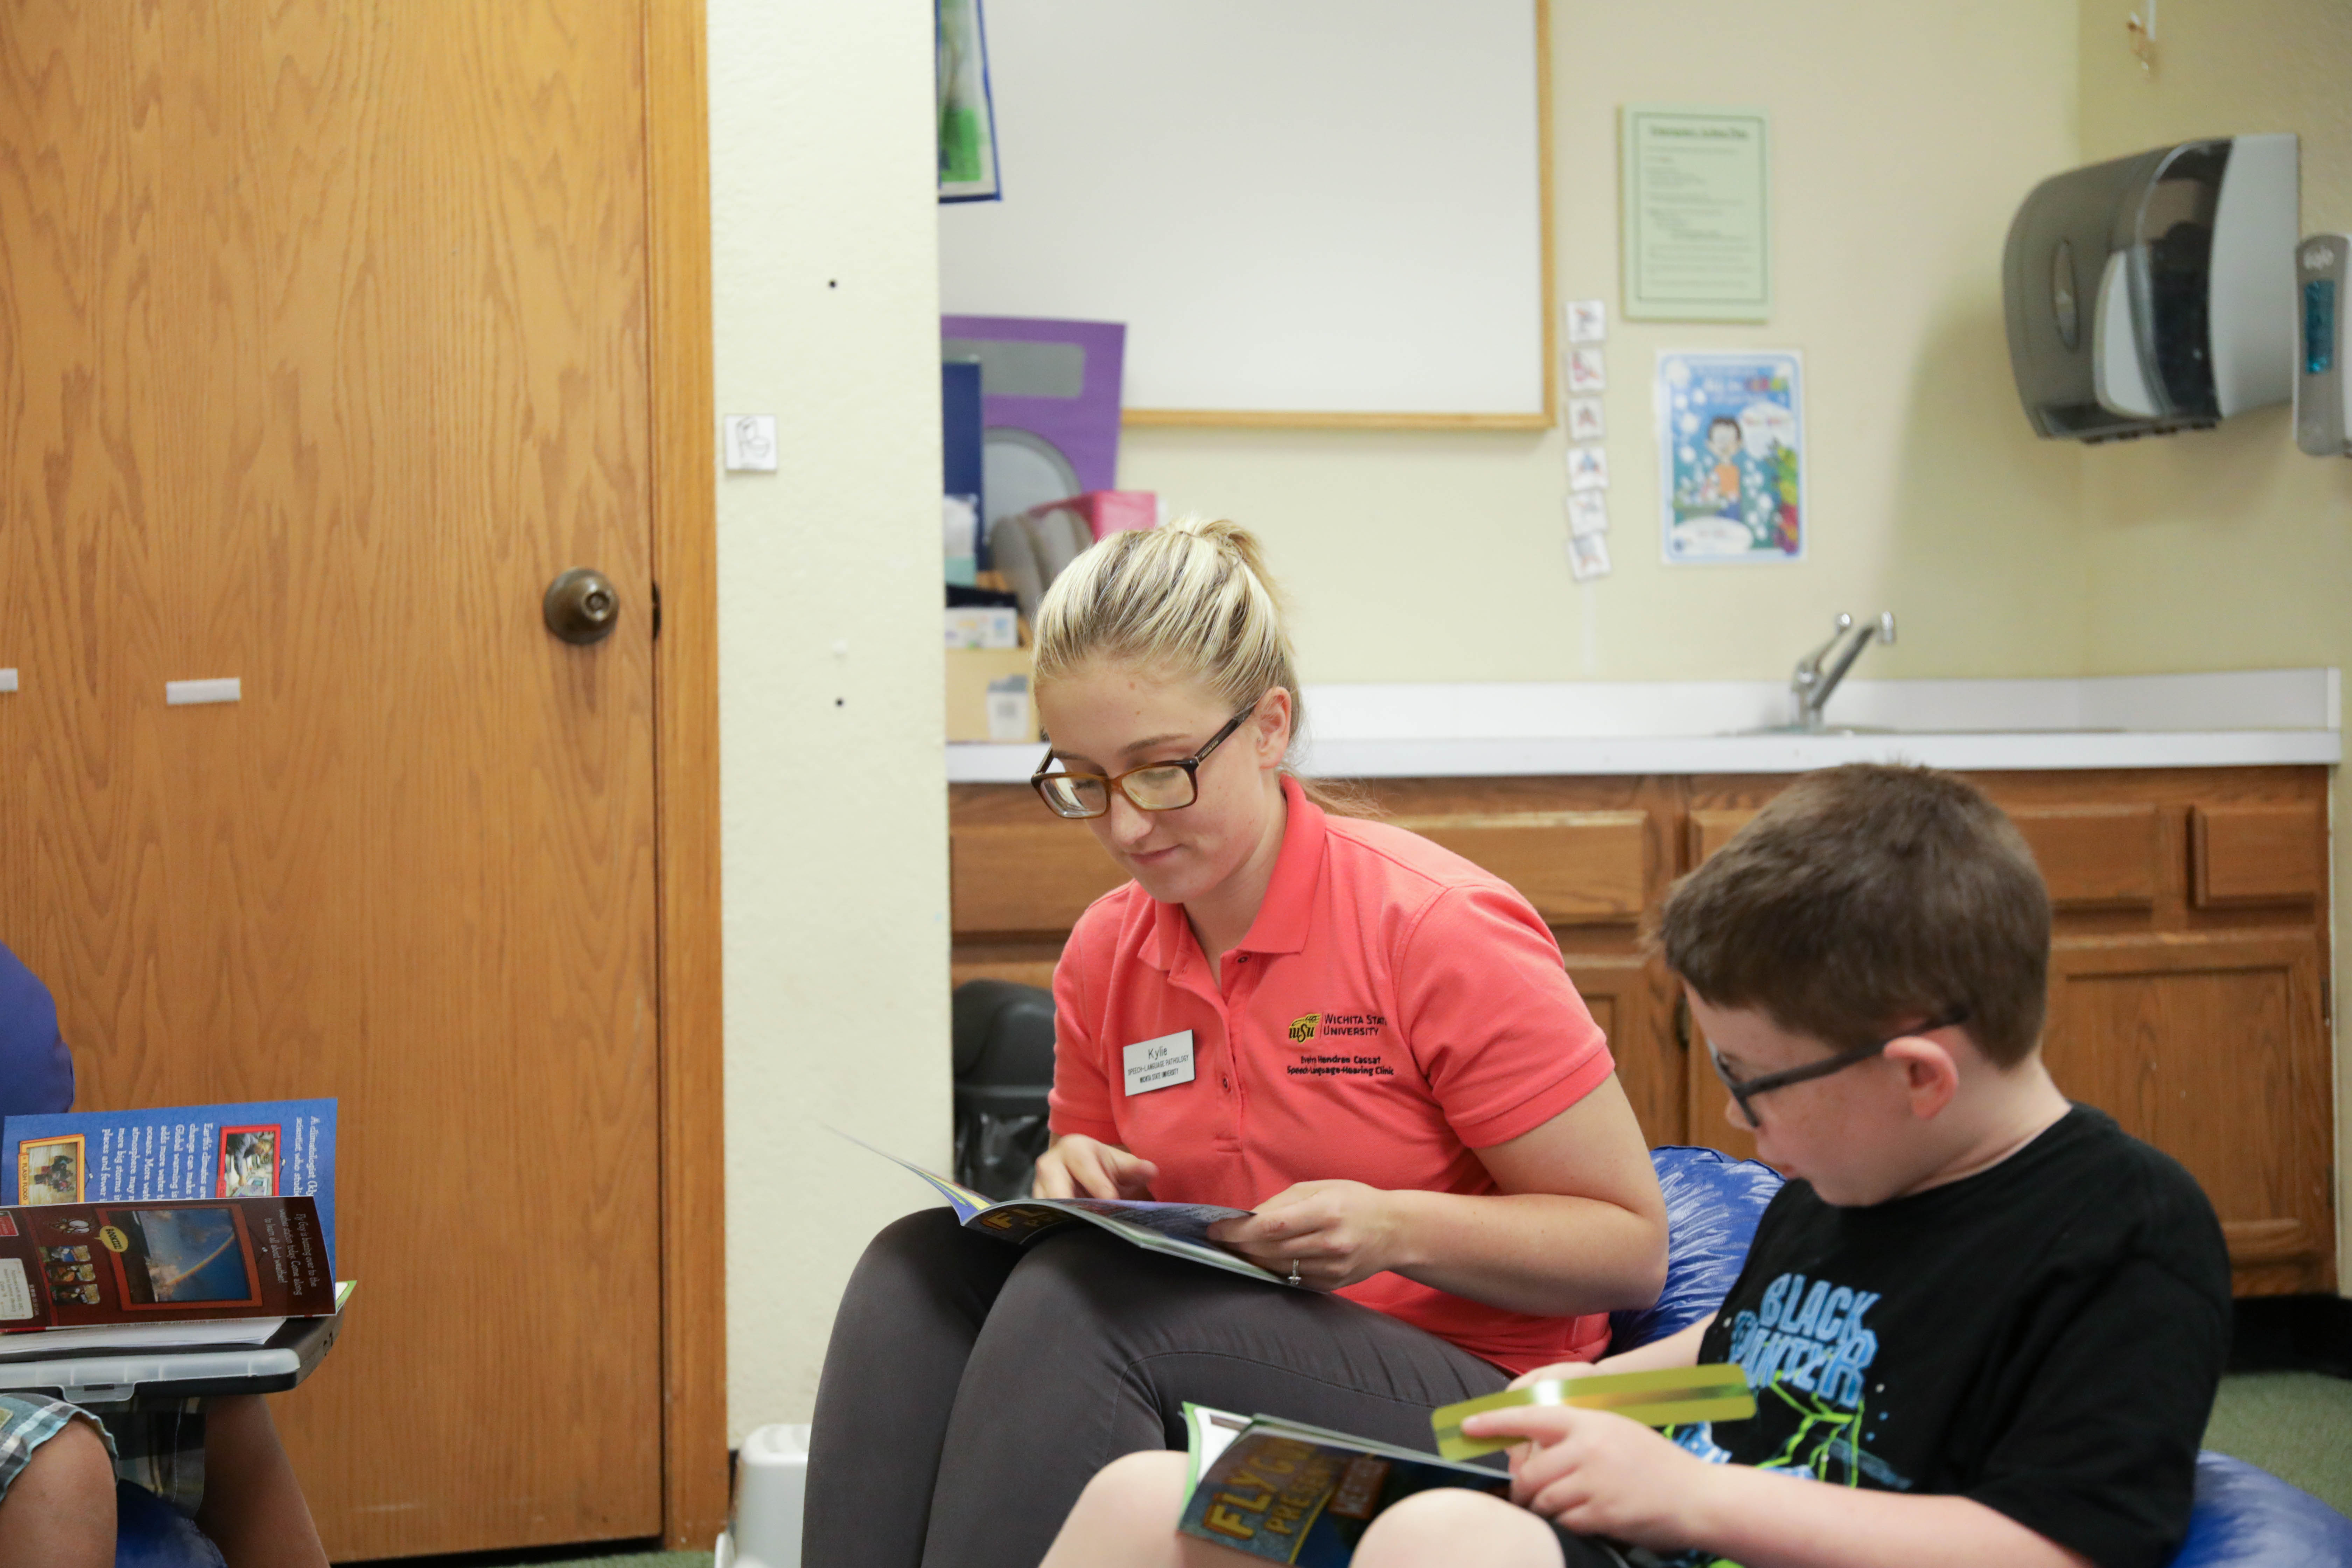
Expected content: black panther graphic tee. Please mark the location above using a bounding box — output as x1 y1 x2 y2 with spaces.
1676 1106 2231 1568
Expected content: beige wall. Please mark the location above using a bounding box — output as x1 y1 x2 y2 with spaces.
2073 0 2352 1285
1119 0 2087 688
711 0 953 1440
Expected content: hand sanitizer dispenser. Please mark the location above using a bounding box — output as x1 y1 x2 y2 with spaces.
2003 134 2300 442
2294 234 2351 455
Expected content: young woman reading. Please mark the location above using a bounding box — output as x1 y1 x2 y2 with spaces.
802 518 1667 1568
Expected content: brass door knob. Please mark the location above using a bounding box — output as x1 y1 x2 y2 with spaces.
544 568 620 645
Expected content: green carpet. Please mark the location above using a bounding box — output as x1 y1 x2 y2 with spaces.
2203 1370 2352 1517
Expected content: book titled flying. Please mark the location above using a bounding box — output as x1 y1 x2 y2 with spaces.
1 1099 337 1276
1176 1404 1511 1565
0 1196 337 1334
847 1134 1295 1286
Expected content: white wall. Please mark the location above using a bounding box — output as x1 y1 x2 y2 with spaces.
710 0 954 1440
2072 0 2352 1292
1119 0 2088 687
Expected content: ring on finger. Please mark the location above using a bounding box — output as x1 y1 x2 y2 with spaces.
1286 1258 1303 1286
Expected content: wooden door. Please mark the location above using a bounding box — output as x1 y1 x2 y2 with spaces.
0 5 668 1557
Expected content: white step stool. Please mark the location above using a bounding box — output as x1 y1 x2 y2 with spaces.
715 1422 812 1568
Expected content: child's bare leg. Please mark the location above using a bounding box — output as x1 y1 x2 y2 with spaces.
1041 1450 1259 1568
1354 1489 1566 1568
0 1414 115 1568
192 1395 328 1568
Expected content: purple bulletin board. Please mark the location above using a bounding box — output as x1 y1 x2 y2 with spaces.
939 316 1126 495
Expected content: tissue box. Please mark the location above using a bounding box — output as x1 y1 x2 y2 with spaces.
1028 490 1158 541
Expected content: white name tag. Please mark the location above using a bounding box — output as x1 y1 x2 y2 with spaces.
1123 1030 1196 1096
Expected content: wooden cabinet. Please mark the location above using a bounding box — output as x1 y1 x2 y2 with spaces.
949 765 2334 1296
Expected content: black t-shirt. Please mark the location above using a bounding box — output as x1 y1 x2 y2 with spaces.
1679 1106 2231 1568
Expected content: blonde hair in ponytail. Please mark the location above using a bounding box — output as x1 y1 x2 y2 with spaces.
1035 518 1376 816
1034 515 1309 751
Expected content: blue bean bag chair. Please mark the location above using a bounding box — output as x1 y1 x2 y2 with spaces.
1620 1146 2352 1568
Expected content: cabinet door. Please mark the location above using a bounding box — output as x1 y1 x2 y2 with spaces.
2044 935 2335 1295
1678 997 1759 1163
1559 954 1684 1147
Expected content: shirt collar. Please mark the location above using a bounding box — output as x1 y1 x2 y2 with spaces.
1141 775 1328 969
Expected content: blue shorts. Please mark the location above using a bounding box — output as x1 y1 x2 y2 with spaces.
0 1392 208 1516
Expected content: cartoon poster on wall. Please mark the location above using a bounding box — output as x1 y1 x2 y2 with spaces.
1656 350 1804 563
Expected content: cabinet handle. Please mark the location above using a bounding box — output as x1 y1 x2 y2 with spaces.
1673 992 1690 1052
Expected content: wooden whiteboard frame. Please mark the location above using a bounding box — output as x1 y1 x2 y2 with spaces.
946 1 1556 434
1126 0 1555 432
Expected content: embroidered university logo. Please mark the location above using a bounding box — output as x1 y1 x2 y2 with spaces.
1287 1013 1321 1044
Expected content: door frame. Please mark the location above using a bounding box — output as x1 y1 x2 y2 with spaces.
647 0 728 1548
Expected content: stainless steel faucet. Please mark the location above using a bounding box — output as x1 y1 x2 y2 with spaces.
1790 611 1896 732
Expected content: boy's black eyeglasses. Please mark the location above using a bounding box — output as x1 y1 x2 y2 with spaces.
1031 709 1254 820
1711 1006 1971 1130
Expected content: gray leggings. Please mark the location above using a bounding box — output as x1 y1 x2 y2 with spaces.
803 1208 1620 1568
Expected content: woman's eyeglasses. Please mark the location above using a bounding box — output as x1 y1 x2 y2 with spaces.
1031 709 1254 820
1712 1006 1971 1130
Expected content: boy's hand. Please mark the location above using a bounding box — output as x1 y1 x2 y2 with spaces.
1208 1180 1401 1288
1462 1405 1718 1551
1031 1135 1158 1201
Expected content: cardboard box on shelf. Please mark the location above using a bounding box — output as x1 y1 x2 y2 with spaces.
946 648 1037 743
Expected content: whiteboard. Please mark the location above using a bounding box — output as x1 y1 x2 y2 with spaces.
938 0 1552 427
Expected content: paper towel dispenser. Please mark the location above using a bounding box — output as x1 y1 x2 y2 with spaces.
2003 134 2298 441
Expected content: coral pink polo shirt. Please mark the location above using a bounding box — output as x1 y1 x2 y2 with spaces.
1049 776 1617 1374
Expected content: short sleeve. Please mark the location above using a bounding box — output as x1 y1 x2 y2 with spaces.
1395 883 1614 1148
0 942 74 1117
1964 1252 2230 1568
1046 910 1119 1143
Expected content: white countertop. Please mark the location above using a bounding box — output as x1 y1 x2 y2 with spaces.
948 669 2343 782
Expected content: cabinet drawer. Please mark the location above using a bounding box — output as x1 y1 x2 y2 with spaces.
1685 809 1758 867
951 823 1128 934
2191 805 2326 908
2010 804 2159 909
1393 810 1650 925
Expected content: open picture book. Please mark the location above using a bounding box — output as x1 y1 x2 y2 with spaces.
1175 1368 1755 1565
0 1099 352 1356
848 1134 1297 1287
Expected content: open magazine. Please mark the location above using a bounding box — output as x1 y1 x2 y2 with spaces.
848 1134 1296 1287
0 1099 352 1357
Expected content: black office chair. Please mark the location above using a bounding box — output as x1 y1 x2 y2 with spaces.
950 980 1057 1199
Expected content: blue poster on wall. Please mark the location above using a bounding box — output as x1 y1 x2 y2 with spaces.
1656 350 1804 563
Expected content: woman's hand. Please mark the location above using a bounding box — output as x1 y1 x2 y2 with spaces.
1206 1180 1403 1289
1031 1135 1158 1201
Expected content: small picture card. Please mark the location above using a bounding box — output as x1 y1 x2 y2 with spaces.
1567 491 1610 537
1566 299 1608 343
1568 532 1613 582
1568 347 1607 393
1568 397 1606 441
1566 445 1610 491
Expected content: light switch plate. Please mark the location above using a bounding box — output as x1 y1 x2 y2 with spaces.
723 414 779 472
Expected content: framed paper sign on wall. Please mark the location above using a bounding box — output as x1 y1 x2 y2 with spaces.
938 0 1555 430
1620 105 1771 323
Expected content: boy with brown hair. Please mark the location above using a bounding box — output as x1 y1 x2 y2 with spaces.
1041 763 2232 1568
